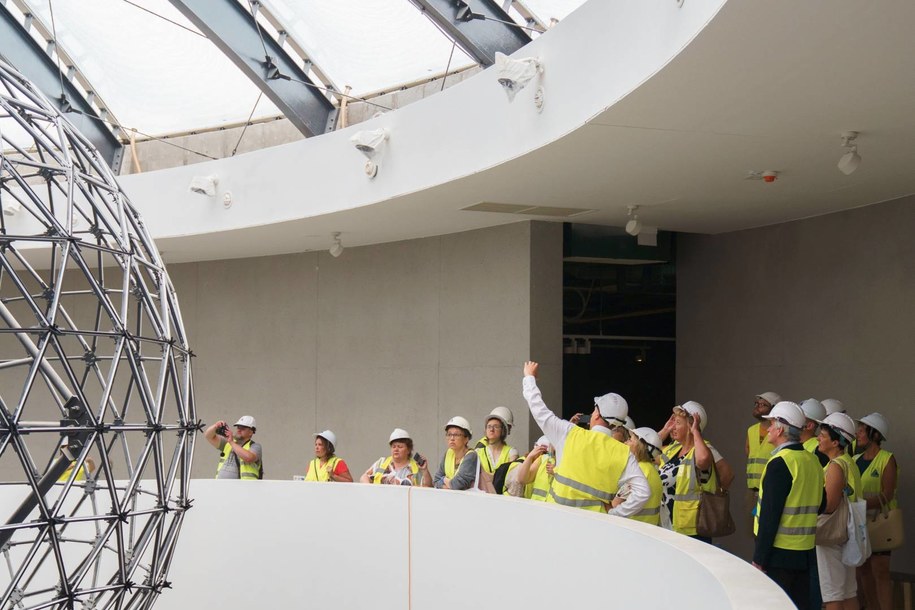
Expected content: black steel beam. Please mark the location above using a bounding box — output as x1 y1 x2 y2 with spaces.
409 0 531 67
0 5 124 169
168 0 337 137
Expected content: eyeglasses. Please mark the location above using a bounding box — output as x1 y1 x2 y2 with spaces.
445 432 464 438
234 425 251 431
485 424 502 431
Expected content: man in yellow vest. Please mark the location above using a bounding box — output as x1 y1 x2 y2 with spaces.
205 415 263 480
752 401 825 610
521 361 648 515
745 391 781 530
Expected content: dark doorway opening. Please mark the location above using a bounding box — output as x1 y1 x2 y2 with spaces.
561 224 676 432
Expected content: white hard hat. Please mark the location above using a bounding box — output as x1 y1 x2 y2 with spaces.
444 416 472 437
858 412 889 441
487 406 514 432
821 398 846 416
631 427 663 456
756 392 782 406
822 413 856 444
234 415 257 429
594 392 628 425
624 416 636 430
799 398 826 423
389 428 412 444
675 400 708 432
535 435 550 449
762 401 805 429
315 430 337 449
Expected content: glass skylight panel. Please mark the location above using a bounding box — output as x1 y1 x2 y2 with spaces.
22 0 280 137
264 0 476 96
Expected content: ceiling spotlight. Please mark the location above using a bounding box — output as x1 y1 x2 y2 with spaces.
495 52 543 103
350 128 388 178
625 205 641 236
329 232 344 258
838 131 861 175
762 170 778 183
189 175 218 197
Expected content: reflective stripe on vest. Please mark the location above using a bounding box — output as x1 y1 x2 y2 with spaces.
546 426 628 513
477 444 513 474
629 461 662 526
372 456 420 484
216 440 260 480
305 456 340 482
857 449 898 509
663 442 718 536
754 447 823 551
747 423 775 488
530 457 553 502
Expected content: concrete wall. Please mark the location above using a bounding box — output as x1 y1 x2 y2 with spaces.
676 194 914 570
166 220 561 480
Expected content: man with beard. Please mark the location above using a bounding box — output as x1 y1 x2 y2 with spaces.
746 391 781 529
205 416 263 480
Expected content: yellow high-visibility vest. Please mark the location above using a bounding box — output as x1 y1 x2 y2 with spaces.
371 456 420 485
662 442 718 536
547 426 629 512
629 461 662 526
747 423 774 489
530 456 553 502
444 448 471 479
754 447 823 551
305 457 341 482
856 449 898 509
803 437 818 453
216 440 260 480
476 444 514 474
825 454 861 503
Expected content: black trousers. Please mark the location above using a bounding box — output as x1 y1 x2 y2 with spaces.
768 567 810 610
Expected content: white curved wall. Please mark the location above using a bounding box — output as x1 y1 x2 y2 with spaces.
117 0 727 245
155 480 790 609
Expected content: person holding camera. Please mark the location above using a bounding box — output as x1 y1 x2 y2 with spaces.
521 361 648 515
360 429 432 486
204 416 263 480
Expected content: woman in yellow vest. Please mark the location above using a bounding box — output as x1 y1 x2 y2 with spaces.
854 413 898 610
612 427 663 526
815 413 862 610
433 416 480 490
359 429 432 486
304 430 352 482
658 401 718 540
476 407 519 474
510 436 554 500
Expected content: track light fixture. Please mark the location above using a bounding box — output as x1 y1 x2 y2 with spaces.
351 128 388 178
329 232 344 258
838 131 861 175
625 205 641 236
495 52 544 109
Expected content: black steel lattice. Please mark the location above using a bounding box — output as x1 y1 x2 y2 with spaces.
0 59 196 610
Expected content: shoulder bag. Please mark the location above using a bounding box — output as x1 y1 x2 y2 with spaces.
815 459 850 546
696 459 736 538
867 494 904 552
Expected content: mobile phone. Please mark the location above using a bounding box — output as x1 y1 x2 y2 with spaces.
414 452 426 467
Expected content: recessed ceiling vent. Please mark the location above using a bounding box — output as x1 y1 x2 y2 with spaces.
462 202 594 217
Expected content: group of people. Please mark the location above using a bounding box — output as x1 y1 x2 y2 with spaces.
205 363 899 610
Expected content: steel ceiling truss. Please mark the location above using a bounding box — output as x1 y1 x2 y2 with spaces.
0 0 125 171
408 0 532 67
0 59 196 610
169 0 338 137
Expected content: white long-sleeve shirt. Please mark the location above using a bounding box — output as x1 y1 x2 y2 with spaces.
522 375 649 518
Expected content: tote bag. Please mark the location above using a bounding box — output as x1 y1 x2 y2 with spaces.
868 496 904 552
696 461 736 538
842 497 871 567
816 459 850 546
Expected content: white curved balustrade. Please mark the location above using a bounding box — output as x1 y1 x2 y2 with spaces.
151 480 788 609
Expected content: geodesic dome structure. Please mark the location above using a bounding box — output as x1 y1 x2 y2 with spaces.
0 60 196 609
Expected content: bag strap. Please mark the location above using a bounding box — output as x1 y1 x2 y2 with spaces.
692 447 723 494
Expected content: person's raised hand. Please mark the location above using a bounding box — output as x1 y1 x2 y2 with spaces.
523 361 539 378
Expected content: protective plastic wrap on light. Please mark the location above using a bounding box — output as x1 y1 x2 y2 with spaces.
0 60 196 610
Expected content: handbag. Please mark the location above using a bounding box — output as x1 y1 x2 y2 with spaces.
843 497 871 567
696 460 736 538
816 459 850 546
867 495 904 552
